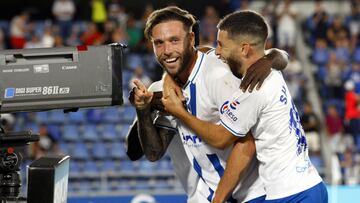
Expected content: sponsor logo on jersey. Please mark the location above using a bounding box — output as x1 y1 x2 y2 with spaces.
181 132 202 147
220 100 239 121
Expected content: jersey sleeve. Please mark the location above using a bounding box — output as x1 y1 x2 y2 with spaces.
220 89 265 137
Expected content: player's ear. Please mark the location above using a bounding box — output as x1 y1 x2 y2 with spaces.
189 32 195 47
241 43 251 57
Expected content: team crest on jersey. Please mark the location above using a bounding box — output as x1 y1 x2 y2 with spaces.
220 100 239 121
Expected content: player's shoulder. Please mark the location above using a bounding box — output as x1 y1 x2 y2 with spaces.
148 80 163 92
255 70 285 97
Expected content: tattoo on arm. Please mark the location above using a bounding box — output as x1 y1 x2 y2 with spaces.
136 108 174 161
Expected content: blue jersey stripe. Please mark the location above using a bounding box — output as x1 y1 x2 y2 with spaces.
193 158 202 178
207 188 214 202
207 154 225 177
184 52 204 89
190 83 197 116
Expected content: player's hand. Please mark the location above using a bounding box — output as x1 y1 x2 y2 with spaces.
129 79 153 110
163 73 185 102
240 56 271 93
162 88 186 117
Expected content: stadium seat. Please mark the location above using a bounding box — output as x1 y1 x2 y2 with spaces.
86 109 103 123
103 107 121 122
121 106 136 123
110 142 126 159
83 160 99 174
67 110 86 123
82 124 99 142
72 143 88 160
48 110 67 123
35 112 49 124
102 124 118 141
62 125 80 142
92 142 108 160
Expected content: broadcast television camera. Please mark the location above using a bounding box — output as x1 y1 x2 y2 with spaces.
0 43 126 202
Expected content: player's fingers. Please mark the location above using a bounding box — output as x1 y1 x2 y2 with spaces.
241 72 255 92
133 79 147 92
128 87 136 104
174 86 185 101
248 77 259 93
256 75 267 90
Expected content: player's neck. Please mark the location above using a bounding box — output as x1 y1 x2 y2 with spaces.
176 50 198 86
242 52 265 76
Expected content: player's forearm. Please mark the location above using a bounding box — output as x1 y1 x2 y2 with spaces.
213 136 256 202
265 48 289 70
136 108 166 161
177 109 236 149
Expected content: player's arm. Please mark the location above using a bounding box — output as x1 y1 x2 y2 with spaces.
212 133 256 203
162 89 236 149
240 48 288 92
129 80 175 161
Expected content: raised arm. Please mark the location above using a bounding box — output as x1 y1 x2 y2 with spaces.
240 48 288 92
212 134 256 203
162 88 236 149
129 80 175 161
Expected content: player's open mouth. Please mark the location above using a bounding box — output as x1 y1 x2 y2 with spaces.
165 57 179 63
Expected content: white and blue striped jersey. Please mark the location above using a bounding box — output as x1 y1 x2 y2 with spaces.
174 51 265 202
148 81 208 203
220 70 323 200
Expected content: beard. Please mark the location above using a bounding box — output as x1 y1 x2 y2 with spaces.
226 56 243 79
157 38 194 80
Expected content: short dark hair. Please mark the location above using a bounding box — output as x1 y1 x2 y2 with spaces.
217 10 268 44
144 6 196 40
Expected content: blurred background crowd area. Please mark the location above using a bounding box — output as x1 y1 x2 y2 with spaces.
0 0 360 197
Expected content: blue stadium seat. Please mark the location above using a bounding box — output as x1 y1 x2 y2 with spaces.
48 110 67 123
62 125 80 142
86 109 103 123
103 107 121 122
69 160 80 175
102 124 118 141
82 124 99 142
121 106 136 122
71 143 88 160
47 124 62 141
110 142 126 159
83 160 99 174
102 160 117 172
92 142 108 160
35 112 49 123
121 160 136 172
158 159 173 172
119 124 131 139
154 179 172 190
138 160 157 172
134 179 151 190
58 141 70 154
67 110 86 123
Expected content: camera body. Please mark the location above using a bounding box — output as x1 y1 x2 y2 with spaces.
0 43 125 113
